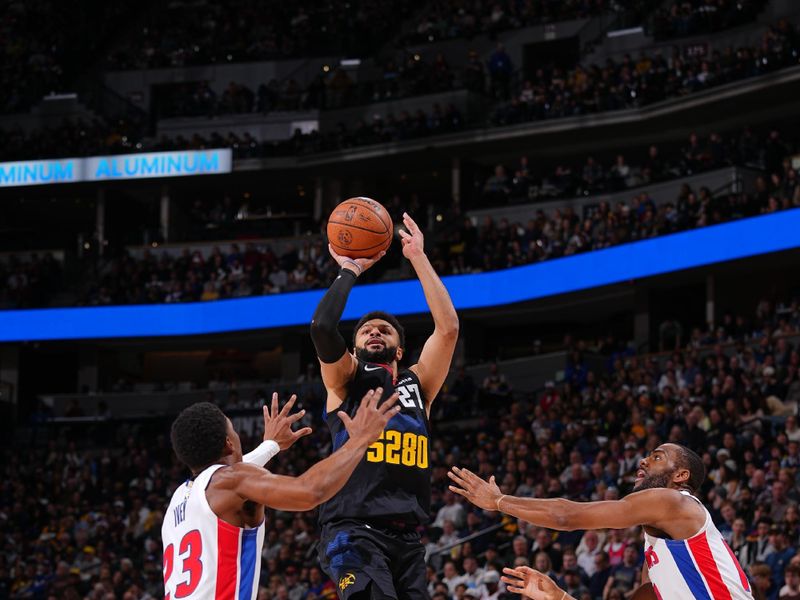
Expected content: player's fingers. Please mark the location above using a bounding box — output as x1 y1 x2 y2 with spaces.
448 467 465 482
503 567 524 578
489 475 497 486
447 470 469 488
448 485 470 499
271 392 279 418
506 586 526 595
403 212 421 233
500 576 524 586
398 229 411 240
357 388 377 413
378 392 399 413
453 466 475 482
463 468 482 483
280 394 297 416
287 408 306 423
337 411 352 427
368 387 382 409
294 427 313 439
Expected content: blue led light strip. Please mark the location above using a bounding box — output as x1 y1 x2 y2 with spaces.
1 210 799 341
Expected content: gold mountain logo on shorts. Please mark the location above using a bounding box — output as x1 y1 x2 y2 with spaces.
339 573 356 591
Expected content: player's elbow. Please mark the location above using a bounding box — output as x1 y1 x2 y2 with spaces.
551 500 580 530
437 316 459 340
306 489 327 510
310 318 336 341
310 319 342 360
296 485 327 511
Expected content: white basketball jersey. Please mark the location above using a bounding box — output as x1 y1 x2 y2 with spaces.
162 464 265 600
643 492 753 600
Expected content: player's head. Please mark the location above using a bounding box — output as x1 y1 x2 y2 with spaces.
353 311 405 364
633 443 705 494
170 402 243 472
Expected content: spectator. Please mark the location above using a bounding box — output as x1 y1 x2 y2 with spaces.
481 363 512 407
487 44 513 100
767 527 797 591
780 564 800 600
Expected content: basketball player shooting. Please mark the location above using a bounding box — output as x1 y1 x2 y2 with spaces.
162 390 399 600
310 212 459 600
448 443 753 600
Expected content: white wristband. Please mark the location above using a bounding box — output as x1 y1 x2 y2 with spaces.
243 440 280 466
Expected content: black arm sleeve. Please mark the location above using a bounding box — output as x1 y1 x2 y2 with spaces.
310 269 357 363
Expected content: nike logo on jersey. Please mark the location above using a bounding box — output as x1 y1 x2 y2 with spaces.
364 365 383 371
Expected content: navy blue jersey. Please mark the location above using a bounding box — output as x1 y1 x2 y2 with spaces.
319 360 431 526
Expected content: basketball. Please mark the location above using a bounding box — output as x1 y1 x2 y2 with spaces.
326 197 393 259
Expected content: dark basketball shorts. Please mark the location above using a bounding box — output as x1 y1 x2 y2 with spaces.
318 519 430 600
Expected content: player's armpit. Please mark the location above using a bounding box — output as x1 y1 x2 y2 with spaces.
630 583 657 600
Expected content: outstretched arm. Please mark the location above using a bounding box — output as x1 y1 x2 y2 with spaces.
310 246 384 408
216 389 399 512
401 213 459 406
447 466 696 535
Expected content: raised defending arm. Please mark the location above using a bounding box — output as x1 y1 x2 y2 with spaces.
447 466 695 535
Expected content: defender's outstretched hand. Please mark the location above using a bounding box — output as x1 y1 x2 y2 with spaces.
501 567 569 600
263 393 313 450
448 466 503 511
328 244 385 276
338 387 400 445
399 212 425 259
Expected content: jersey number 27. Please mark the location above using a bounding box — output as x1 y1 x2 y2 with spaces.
397 383 423 410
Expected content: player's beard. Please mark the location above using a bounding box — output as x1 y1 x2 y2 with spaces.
633 470 673 491
356 344 398 364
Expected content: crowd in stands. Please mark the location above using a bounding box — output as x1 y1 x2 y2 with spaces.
478 126 794 204
1 1 141 114
0 118 145 162
107 0 414 69
492 19 800 122
650 0 769 41
2 18 798 161
401 0 662 45
1 1 65 114
1 122 796 310
0 253 63 310
156 12 798 124
151 101 466 159
155 51 468 118
431 170 798 276
4 285 800 599
1 124 796 310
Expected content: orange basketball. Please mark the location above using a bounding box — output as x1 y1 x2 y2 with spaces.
326 197 393 259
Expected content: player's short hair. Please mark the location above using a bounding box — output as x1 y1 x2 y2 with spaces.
353 311 405 349
673 444 706 493
171 402 228 471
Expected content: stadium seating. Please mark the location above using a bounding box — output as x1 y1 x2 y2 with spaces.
5 292 799 598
